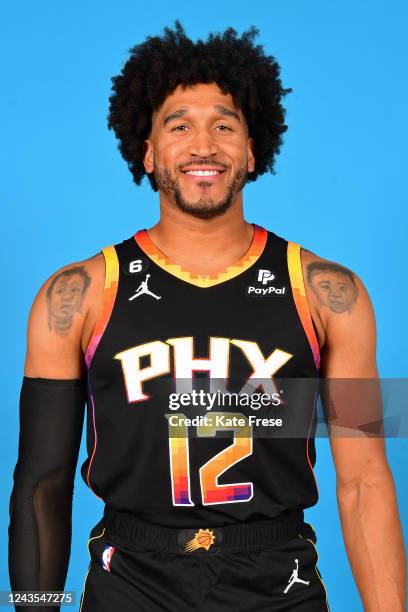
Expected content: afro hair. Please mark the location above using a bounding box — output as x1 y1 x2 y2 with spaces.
107 20 292 192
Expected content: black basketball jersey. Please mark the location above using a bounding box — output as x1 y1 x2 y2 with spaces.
80 223 321 528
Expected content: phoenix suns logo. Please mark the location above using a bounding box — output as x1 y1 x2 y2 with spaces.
184 528 216 552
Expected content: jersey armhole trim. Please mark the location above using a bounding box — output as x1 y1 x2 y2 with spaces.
84 245 119 369
287 242 321 371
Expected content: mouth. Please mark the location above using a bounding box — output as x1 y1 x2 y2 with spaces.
181 166 225 178
181 168 226 181
182 169 225 175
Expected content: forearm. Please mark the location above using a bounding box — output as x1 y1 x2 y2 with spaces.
337 466 406 611
9 470 74 611
8 377 85 611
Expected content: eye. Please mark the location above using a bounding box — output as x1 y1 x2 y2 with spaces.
171 124 189 132
215 124 232 131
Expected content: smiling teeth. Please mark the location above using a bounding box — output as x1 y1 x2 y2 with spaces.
185 170 221 176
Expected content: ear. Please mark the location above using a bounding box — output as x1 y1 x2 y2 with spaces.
143 139 154 174
247 137 255 173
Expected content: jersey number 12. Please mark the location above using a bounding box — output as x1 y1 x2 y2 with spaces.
165 411 253 506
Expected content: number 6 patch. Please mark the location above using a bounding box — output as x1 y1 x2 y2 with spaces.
122 257 150 275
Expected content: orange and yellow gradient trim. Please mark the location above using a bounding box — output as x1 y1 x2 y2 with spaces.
79 527 106 611
287 242 320 371
134 224 268 288
298 532 330 610
85 245 119 369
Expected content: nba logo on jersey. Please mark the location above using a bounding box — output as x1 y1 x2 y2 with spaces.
101 545 116 572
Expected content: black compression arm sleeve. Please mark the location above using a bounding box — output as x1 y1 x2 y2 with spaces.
8 377 86 612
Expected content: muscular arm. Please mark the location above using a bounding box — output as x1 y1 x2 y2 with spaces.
8 254 104 610
301 249 407 611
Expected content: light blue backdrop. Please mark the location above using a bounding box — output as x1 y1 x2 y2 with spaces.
1 1 407 610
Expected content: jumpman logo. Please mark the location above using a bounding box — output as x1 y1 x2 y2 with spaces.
283 558 310 593
129 274 162 301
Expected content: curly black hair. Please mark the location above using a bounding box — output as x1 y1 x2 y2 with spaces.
107 20 292 192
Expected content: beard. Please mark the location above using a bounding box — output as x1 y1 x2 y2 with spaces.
153 164 249 220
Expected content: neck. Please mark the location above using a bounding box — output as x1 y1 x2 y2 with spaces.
146 202 254 276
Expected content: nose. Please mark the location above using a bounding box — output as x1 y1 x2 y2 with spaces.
189 128 218 158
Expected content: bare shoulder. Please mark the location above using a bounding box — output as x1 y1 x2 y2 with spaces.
299 247 375 354
24 251 105 378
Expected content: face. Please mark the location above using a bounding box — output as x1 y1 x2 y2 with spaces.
49 273 85 318
143 82 255 220
309 270 358 313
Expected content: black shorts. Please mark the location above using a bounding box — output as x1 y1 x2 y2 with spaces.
79 506 330 611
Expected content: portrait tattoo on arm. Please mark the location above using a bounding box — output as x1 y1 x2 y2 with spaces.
45 266 91 334
306 261 358 314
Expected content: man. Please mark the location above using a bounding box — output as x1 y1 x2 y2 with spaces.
9 21 406 612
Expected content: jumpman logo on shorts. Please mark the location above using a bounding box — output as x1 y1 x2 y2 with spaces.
283 558 310 593
129 274 162 301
